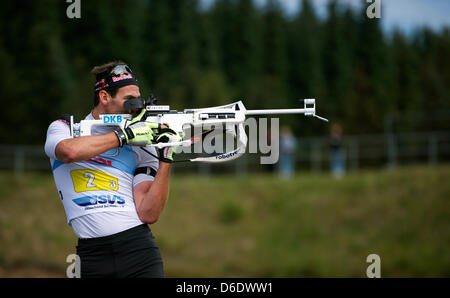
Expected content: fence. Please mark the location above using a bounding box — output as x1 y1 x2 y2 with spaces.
298 130 450 173
1 130 450 175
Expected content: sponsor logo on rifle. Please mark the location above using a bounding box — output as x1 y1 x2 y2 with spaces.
102 115 123 124
216 149 239 160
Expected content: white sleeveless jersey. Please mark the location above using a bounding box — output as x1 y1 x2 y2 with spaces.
44 113 159 239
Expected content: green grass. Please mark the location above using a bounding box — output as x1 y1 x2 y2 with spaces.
0 165 449 277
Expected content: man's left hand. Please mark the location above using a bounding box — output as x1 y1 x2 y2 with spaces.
155 128 182 163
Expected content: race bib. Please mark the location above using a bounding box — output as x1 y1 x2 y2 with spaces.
70 169 119 192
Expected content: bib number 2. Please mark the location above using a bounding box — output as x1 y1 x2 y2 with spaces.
84 172 96 187
71 170 119 192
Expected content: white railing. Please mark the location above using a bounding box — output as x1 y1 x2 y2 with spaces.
1 130 450 175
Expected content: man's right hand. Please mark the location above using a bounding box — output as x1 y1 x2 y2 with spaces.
126 122 159 146
115 121 159 147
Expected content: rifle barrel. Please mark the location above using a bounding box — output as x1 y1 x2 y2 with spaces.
245 108 314 116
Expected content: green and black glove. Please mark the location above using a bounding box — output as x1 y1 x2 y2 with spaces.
115 109 158 147
128 108 147 125
155 128 182 163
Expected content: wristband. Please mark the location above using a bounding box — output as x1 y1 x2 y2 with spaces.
114 130 127 147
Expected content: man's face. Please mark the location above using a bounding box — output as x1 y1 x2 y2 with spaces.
106 85 141 114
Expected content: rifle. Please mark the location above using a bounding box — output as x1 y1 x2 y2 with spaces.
70 96 328 163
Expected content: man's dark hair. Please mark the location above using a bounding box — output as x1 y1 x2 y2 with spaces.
91 60 126 107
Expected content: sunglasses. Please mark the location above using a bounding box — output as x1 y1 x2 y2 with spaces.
95 64 135 93
109 64 133 76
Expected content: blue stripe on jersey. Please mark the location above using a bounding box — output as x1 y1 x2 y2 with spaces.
79 145 136 175
52 160 65 170
52 146 136 175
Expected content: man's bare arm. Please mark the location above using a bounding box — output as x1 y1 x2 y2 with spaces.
55 132 119 163
133 162 172 224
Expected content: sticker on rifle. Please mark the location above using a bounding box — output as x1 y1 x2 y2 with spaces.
70 170 119 192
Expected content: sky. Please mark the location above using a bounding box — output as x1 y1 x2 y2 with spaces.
201 0 450 34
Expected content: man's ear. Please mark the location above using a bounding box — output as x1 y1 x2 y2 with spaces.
98 90 111 106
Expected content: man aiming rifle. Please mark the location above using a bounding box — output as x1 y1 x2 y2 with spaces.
45 61 179 278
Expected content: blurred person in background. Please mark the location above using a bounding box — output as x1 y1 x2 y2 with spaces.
278 126 297 178
329 123 346 179
44 61 180 278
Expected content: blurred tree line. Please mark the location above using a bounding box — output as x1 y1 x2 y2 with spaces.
0 0 449 145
